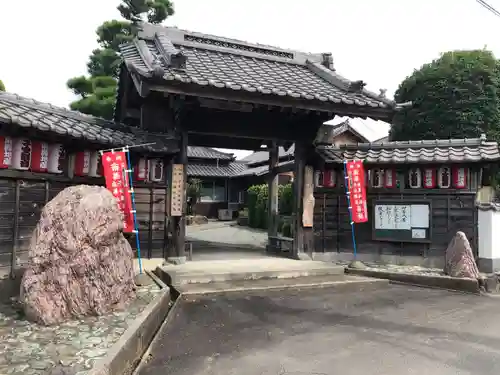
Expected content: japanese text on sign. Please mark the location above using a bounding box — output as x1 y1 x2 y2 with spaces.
170 164 185 216
345 160 368 223
102 151 134 233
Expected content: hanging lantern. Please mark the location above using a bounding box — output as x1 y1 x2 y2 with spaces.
314 170 323 187
12 138 32 170
323 170 336 187
452 167 467 189
88 152 102 177
134 158 149 181
371 168 384 188
0 136 13 168
423 168 436 188
149 159 164 182
73 151 91 176
384 169 396 188
438 166 451 188
47 144 65 174
408 168 422 188
30 141 49 172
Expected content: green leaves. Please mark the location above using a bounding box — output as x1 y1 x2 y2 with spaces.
67 0 175 120
391 50 500 142
0 80 5 92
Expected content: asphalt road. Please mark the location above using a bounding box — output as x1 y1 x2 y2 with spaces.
138 284 500 375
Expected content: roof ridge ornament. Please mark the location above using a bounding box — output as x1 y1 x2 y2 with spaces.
321 53 335 71
348 80 366 93
378 89 387 98
155 32 187 70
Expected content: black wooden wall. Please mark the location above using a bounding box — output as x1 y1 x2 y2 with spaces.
313 190 478 259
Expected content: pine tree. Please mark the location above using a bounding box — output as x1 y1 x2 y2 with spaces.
67 0 174 119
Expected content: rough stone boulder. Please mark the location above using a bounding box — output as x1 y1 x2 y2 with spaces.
20 185 136 325
444 231 480 279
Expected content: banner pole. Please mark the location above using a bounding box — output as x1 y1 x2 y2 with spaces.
343 160 358 260
123 147 143 274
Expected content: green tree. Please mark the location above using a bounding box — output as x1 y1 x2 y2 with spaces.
390 50 500 141
67 0 174 119
0 80 5 92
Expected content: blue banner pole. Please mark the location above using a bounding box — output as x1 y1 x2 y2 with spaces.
343 160 358 260
123 147 143 274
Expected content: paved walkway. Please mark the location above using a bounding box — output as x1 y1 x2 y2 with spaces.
138 284 500 375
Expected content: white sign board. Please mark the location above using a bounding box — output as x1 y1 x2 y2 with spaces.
374 204 429 231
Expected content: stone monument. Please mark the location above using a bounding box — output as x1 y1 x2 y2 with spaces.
20 185 136 325
444 231 480 279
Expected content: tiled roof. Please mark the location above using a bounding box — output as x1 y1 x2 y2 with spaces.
240 145 295 166
187 146 234 160
187 162 248 177
119 24 395 114
316 138 500 164
235 160 295 177
0 92 177 153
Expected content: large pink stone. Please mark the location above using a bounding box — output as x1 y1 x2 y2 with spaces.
20 185 136 325
444 231 480 279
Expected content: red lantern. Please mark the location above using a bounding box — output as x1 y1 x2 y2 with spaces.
30 141 49 172
88 152 102 177
47 144 65 174
0 136 13 168
73 151 91 176
149 159 164 182
384 169 396 188
452 167 467 189
323 170 336 187
371 168 384 188
12 138 32 170
134 158 148 181
438 166 451 188
423 168 436 188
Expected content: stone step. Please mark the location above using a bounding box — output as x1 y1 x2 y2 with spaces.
177 275 389 296
157 259 346 286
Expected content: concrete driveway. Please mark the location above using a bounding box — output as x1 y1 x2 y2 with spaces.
138 284 500 375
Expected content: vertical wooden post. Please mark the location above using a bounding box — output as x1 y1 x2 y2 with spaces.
10 179 20 279
169 130 188 264
148 187 154 259
163 156 171 260
293 142 307 259
268 141 279 240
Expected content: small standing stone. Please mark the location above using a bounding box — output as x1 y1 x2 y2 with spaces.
444 231 480 279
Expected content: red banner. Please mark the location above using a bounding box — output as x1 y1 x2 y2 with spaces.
345 160 368 223
102 151 134 233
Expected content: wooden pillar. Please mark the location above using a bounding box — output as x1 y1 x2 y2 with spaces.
293 142 309 259
268 141 279 240
168 130 188 264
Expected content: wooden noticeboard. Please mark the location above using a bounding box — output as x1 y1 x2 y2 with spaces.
169 164 185 217
372 200 432 243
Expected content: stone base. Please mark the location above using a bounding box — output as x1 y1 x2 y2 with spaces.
348 260 366 269
311 252 445 269
134 272 154 286
478 258 500 273
165 256 187 265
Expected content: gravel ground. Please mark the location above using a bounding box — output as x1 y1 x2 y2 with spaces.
0 281 163 375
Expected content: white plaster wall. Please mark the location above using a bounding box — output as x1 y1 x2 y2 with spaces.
478 210 500 259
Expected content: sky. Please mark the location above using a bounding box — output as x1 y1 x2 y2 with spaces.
1 0 500 158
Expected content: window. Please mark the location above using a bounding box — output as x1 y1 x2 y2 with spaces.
200 180 227 202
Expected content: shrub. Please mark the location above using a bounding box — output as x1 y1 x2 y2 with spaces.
246 182 293 229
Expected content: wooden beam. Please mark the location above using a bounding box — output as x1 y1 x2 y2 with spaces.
267 141 279 240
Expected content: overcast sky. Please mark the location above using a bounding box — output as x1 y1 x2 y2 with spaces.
1 0 499 158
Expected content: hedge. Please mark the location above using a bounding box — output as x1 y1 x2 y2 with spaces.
247 183 293 230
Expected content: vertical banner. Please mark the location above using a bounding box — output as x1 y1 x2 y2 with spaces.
345 160 368 223
102 151 134 232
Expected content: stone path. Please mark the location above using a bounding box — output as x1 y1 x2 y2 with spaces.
339 261 445 276
0 281 163 375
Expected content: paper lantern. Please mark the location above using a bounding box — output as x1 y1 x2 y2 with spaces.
30 141 49 172
47 144 65 174
371 168 384 188
73 151 91 176
134 158 149 181
438 166 451 188
88 152 102 177
0 136 13 168
408 168 422 188
149 159 164 182
12 138 32 170
384 169 396 188
423 168 436 188
452 167 467 189
323 170 336 187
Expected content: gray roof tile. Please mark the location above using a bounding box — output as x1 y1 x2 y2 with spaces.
316 138 500 164
0 92 177 153
187 146 234 160
235 160 294 177
187 162 248 177
119 24 394 113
